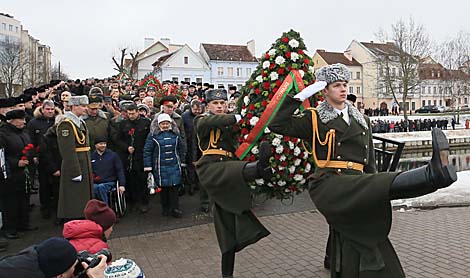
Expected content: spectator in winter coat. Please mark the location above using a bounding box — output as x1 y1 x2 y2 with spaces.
63 199 116 255
144 113 185 218
91 136 126 204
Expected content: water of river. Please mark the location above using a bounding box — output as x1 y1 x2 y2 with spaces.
398 147 470 172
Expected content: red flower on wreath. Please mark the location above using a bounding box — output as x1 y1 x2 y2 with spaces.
261 100 268 106
275 80 282 87
262 82 270 90
281 37 289 43
254 88 260 95
264 53 270 59
241 128 249 135
269 63 276 70
297 49 304 55
249 104 255 111
285 52 291 58
128 128 135 136
304 58 310 65
277 68 285 75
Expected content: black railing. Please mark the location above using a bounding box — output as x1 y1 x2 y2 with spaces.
373 135 405 172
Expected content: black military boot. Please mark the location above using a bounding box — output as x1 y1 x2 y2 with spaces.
221 249 235 278
390 128 458 200
242 141 273 181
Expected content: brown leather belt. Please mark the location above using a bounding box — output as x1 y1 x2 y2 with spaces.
75 147 91 152
202 149 233 158
317 160 364 172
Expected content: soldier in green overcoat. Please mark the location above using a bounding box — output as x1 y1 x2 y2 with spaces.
269 63 457 278
194 89 271 278
56 95 93 220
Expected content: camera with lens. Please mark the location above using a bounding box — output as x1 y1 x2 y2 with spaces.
74 248 112 277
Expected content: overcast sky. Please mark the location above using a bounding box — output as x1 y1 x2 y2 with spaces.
3 0 469 79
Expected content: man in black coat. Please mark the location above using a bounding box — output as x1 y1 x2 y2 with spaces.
116 104 151 213
0 110 36 239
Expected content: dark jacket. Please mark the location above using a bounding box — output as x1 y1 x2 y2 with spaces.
0 246 45 278
154 111 186 151
144 121 184 187
0 123 31 193
181 109 198 163
83 110 110 149
115 116 151 171
40 124 62 176
91 149 126 186
26 107 61 147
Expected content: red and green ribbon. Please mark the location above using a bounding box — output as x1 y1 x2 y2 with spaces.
236 70 309 160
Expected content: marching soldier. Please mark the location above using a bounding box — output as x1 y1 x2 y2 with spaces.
56 95 93 220
194 89 271 278
269 63 457 277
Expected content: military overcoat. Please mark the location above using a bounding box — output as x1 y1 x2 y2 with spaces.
194 113 270 253
56 113 93 219
269 96 404 278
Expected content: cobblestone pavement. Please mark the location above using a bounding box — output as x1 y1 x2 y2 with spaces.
108 207 470 278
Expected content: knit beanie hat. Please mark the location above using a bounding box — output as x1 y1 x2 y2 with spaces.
84 199 117 231
36 237 77 277
104 258 145 278
157 113 172 124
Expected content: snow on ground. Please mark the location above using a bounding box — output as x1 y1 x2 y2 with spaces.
392 170 470 208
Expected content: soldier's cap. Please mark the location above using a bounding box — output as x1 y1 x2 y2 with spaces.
89 87 104 96
205 89 228 103
188 84 196 89
181 85 189 90
23 87 38 96
137 103 150 114
88 95 103 109
138 87 146 92
203 82 209 87
229 86 237 91
103 96 113 103
15 94 32 104
37 85 47 93
49 80 61 87
5 109 26 120
0 98 17 108
315 63 351 84
160 95 178 106
132 95 141 101
119 100 133 110
208 84 215 89
69 95 89 106
347 94 357 103
232 92 241 99
147 85 156 91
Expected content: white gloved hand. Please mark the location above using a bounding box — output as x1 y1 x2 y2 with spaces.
293 81 327 101
72 175 82 182
234 114 242 122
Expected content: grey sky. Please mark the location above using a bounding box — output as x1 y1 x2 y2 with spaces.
3 0 469 79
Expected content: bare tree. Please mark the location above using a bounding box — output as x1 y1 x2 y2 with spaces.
51 63 70 81
375 17 432 122
0 42 27 97
112 47 140 80
437 31 470 123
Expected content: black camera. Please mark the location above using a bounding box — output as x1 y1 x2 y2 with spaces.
74 248 112 278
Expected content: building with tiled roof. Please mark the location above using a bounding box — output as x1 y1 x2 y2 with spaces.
312 49 364 108
199 40 259 90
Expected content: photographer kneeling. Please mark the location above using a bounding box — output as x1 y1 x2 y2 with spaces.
0 237 107 278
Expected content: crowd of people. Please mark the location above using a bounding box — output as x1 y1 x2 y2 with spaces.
371 118 452 133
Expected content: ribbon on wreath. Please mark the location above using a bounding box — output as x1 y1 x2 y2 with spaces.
235 70 310 160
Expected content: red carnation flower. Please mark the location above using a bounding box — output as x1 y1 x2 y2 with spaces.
261 71 267 77
298 49 304 55
269 63 276 70
275 80 282 87
254 88 260 95
303 58 310 65
246 113 253 120
22 149 27 154
272 88 278 93
249 104 255 111
285 52 291 58
277 68 285 75
284 136 290 141
265 53 270 59
281 37 289 43
274 154 281 160
292 138 298 143
268 93 274 99
241 128 249 135
289 185 298 192
21 156 27 160
281 161 288 167
261 100 268 106
27 144 34 148
288 66 292 71
262 82 270 90
289 174 295 179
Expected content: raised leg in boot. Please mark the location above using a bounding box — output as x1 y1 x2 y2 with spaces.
242 141 273 181
390 128 457 200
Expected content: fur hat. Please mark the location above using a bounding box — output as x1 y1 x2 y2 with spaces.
5 109 26 120
69 95 89 106
315 63 351 84
205 89 227 103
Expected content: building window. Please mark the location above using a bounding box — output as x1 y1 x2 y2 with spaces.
412 102 416 110
184 77 190 83
237 67 242 77
246 68 252 77
428 100 431 105
465 98 468 104
434 100 437 106
184 56 188 64
356 87 360 95
422 100 426 107
433 87 436 94
356 72 360 79
15 26 18 33
2 23 5 30
349 87 353 94
227 67 233 77
427 87 431 94
431 71 435 78
217 67 224 76
439 100 442 106
196 77 203 83
172 77 179 82
9 24 13 31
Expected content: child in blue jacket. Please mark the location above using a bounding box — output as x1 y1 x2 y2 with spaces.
144 113 185 217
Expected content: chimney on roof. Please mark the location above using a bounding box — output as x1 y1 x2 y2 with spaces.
247 39 255 56
160 38 170 48
370 41 374 43
344 49 353 61
144 38 155 49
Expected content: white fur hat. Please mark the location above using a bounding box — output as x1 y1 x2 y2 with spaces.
157 113 172 124
68 95 89 106
315 63 351 84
